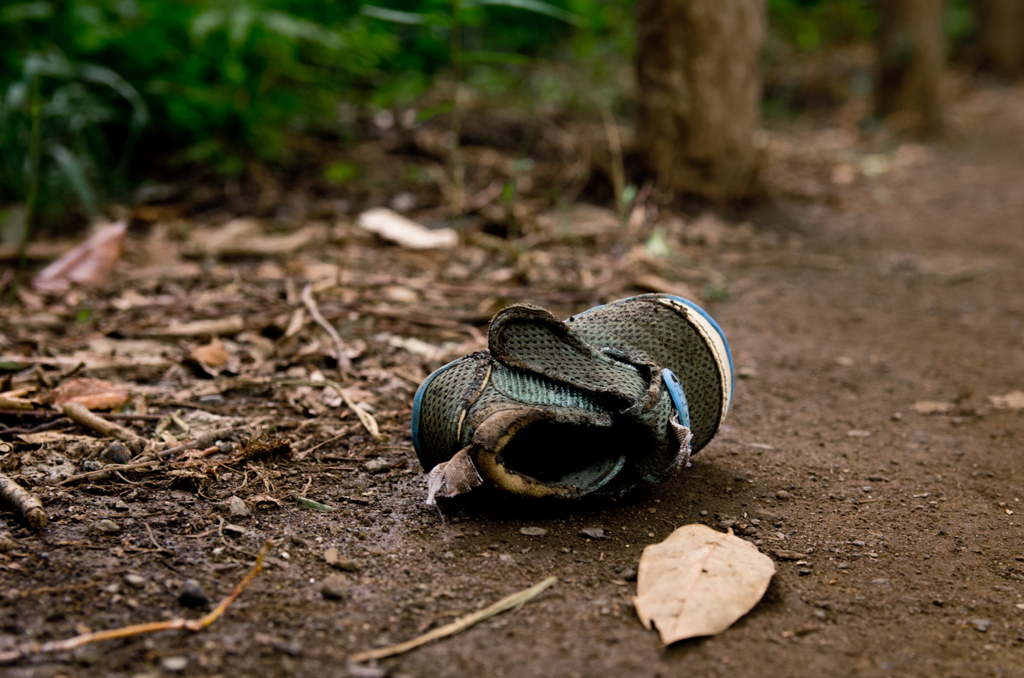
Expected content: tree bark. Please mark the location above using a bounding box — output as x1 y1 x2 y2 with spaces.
876 0 944 136
978 0 1024 79
635 0 765 202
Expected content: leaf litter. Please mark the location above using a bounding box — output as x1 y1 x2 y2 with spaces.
633 525 775 644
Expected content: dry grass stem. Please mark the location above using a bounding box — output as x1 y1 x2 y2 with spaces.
301 283 350 370
350 576 557 663
0 540 272 664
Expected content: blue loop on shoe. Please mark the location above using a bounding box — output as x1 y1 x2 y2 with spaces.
661 368 691 429
411 356 466 462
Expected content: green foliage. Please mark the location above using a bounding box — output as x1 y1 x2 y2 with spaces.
767 0 876 52
1 0 397 223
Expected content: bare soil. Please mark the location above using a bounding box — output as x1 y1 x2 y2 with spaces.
2 83 1024 678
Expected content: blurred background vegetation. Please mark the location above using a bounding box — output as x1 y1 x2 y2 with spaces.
0 0 1005 230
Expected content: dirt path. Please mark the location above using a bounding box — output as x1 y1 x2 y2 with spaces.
2 85 1023 678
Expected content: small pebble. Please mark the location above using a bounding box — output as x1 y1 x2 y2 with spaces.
836 562 850 570
82 460 103 472
871 578 890 585
519 527 547 537
198 394 226 406
972 619 993 633
700 510 708 516
776 490 791 500
123 573 146 589
179 579 209 608
325 548 362 572
363 458 392 474
580 527 607 539
89 519 121 535
321 574 349 600
112 499 130 512
101 442 130 465
862 486 872 493
229 496 251 518
852 540 867 547
719 520 736 529
498 554 517 565
621 569 638 582
160 656 189 672
217 440 235 455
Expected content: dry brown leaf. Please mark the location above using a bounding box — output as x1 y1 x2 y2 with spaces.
33 221 127 293
912 401 954 415
633 524 775 644
989 391 1024 410
191 339 230 368
45 378 129 410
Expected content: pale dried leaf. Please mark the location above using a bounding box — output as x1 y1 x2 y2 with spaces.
33 221 127 292
191 339 230 368
912 401 953 414
425 448 483 505
989 391 1024 410
358 208 458 249
633 524 775 644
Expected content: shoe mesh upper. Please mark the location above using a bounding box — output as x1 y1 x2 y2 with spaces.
567 295 726 452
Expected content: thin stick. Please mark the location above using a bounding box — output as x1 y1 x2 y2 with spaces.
0 473 47 530
301 283 350 370
61 403 143 444
350 576 557 663
0 540 272 664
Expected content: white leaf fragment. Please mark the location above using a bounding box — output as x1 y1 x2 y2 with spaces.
358 208 458 250
633 524 775 644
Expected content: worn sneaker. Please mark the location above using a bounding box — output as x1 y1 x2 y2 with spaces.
411 294 733 503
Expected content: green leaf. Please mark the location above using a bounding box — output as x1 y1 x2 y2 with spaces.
49 145 97 217
415 101 454 123
297 496 337 512
0 2 53 23
0 359 30 372
462 50 530 65
361 5 445 25
322 161 359 184
473 0 582 25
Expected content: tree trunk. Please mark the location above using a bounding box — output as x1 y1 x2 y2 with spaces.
875 0 944 136
635 0 765 202
978 0 1024 79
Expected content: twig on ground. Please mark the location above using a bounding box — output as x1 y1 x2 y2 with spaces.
61 403 143 443
337 387 381 441
350 576 558 663
301 283 350 370
0 473 47 530
0 540 272 665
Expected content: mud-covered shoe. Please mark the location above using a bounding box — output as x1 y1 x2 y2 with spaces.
411 294 733 503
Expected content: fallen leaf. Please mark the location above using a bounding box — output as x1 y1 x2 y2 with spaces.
33 221 127 292
633 524 775 644
191 339 230 368
45 378 129 410
912 401 953 414
989 391 1024 410
358 208 458 249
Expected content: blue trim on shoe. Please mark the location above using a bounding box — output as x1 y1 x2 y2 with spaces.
570 293 734 405
661 368 691 429
411 356 468 461
658 295 735 405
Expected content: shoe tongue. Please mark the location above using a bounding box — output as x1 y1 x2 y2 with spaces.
488 304 650 408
